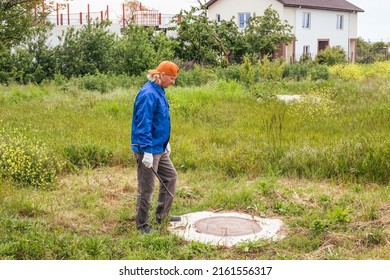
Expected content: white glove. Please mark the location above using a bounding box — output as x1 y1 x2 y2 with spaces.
165 142 171 156
142 152 153 168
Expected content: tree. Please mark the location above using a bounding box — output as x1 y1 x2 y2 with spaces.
55 20 117 78
211 18 248 64
0 0 57 49
174 7 219 65
10 24 56 84
244 6 294 58
111 24 156 76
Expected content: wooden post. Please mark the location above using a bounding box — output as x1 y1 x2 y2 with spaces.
56 3 59 25
101 11 103 21
80 12 83 25
159 13 162 25
122 4 125 28
106 5 109 20
87 4 90 24
60 13 63 26
67 4 70 25
41 0 45 24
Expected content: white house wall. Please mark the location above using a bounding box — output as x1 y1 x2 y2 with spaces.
207 0 284 26
349 12 358 38
293 9 351 59
207 0 359 62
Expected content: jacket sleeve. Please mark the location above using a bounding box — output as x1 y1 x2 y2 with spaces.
133 92 156 153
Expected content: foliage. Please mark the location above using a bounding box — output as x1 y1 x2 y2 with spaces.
175 65 217 87
314 46 347 66
56 20 117 78
211 18 248 64
0 45 12 84
0 0 49 48
309 64 329 81
174 7 219 65
0 128 62 189
258 55 285 82
150 31 178 64
244 6 294 57
71 73 114 93
283 62 312 81
64 143 113 171
111 24 157 76
329 61 390 81
9 24 56 84
357 37 389 64
239 55 256 87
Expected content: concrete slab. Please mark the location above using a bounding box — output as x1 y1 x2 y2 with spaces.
168 211 286 247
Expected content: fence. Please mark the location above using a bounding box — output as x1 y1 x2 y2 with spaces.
45 3 180 29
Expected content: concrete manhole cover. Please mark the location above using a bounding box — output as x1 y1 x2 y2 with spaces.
194 216 261 236
168 211 286 247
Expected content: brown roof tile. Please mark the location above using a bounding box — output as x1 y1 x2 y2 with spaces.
205 0 364 12
277 0 363 12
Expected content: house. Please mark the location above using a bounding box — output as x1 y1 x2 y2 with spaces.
205 0 364 62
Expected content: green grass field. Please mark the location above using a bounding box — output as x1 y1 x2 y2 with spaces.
0 66 389 259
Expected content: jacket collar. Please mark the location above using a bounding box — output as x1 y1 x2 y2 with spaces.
149 81 165 96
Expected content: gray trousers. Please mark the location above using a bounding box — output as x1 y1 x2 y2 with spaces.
134 151 178 228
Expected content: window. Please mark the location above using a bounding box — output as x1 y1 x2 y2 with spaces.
238 13 250 28
303 45 310 54
336 15 344 30
302 12 311 29
216 14 221 22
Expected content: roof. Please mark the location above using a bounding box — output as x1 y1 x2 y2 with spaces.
205 0 364 13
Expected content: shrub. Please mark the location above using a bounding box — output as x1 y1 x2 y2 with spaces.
71 73 114 94
283 62 312 81
310 65 329 81
0 129 62 189
215 65 241 82
175 65 217 87
314 46 347 66
258 56 285 82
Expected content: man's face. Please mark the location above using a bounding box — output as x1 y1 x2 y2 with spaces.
160 73 176 88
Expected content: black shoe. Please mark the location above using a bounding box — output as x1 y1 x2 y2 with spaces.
169 216 181 222
156 216 181 224
138 224 153 234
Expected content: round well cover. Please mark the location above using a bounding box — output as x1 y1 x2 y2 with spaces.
194 216 262 236
168 211 286 247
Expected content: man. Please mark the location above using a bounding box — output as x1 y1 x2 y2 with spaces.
131 61 181 234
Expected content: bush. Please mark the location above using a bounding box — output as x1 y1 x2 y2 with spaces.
310 65 330 81
283 62 312 81
0 129 62 189
175 65 217 87
315 46 347 66
71 73 114 94
258 56 285 82
215 65 242 82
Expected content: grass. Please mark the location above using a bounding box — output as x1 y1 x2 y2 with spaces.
0 70 389 259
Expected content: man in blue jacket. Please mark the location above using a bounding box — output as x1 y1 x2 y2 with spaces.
131 61 181 234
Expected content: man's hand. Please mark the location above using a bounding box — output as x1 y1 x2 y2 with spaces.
142 152 153 168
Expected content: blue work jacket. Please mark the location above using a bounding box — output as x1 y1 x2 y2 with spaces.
131 81 170 154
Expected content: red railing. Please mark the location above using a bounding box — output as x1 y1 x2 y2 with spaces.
45 2 181 28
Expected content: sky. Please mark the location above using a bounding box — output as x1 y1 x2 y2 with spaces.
58 0 389 42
